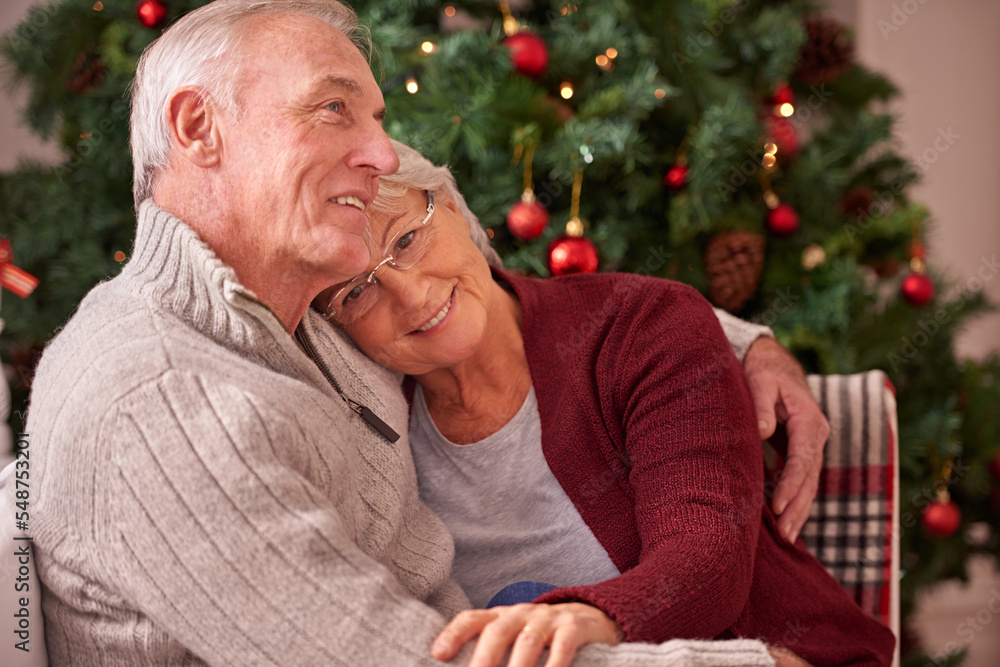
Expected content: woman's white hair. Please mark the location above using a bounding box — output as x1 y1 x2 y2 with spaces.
371 140 503 268
129 0 368 207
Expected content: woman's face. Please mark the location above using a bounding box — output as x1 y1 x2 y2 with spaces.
332 188 496 376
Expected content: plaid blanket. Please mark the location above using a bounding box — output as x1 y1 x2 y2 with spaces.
799 370 898 634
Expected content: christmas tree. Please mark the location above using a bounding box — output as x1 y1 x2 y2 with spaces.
1 0 998 661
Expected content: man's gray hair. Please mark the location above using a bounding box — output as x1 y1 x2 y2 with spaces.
129 0 369 206
371 140 503 269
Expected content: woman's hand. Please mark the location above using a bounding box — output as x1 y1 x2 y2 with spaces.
431 602 623 667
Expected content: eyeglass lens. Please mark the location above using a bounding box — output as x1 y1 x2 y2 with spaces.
329 206 435 323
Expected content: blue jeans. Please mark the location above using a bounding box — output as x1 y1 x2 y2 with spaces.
485 581 558 608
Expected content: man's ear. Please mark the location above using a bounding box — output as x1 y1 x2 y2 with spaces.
165 87 222 169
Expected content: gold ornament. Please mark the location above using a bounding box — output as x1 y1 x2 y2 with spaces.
565 168 586 237
802 244 827 270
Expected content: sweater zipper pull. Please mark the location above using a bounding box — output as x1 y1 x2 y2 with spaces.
295 325 400 444
347 399 401 443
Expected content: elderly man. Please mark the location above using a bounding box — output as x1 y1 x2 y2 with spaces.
24 1 827 665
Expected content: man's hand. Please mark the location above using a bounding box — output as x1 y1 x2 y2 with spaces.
431 602 623 667
768 645 813 666
743 337 830 543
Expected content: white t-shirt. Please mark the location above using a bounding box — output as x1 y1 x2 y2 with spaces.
409 384 621 608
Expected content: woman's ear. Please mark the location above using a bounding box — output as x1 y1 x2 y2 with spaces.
433 190 474 236
165 87 222 169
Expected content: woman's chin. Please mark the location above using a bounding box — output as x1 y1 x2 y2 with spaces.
387 329 487 377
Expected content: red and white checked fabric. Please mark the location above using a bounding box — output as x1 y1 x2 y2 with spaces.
799 371 899 653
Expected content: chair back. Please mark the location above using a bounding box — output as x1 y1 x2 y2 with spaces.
800 371 900 666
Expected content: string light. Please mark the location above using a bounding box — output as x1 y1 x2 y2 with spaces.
605 48 618 59
560 3 579 15
560 82 574 99
444 5 456 17
405 78 419 94
762 140 778 169
595 53 613 71
114 251 126 262
778 102 795 117
92 1 103 10
420 41 435 54
654 88 666 99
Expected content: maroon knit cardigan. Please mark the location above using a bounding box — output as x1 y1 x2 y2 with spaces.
497 270 896 667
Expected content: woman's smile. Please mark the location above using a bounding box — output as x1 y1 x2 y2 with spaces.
411 288 456 335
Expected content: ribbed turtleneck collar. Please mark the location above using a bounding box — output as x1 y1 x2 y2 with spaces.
122 199 290 359
117 200 401 415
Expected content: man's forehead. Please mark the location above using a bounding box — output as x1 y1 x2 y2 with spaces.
243 13 374 82
307 74 365 100
236 19 382 112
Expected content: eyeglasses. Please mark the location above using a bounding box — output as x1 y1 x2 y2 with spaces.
325 190 436 324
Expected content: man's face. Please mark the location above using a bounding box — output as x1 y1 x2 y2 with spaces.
217 13 399 284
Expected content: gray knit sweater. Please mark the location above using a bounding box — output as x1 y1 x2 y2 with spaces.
25 201 773 666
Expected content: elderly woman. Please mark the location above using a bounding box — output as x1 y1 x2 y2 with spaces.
318 142 895 667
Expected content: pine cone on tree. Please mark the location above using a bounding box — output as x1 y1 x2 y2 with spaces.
67 50 107 94
704 230 766 313
793 16 854 85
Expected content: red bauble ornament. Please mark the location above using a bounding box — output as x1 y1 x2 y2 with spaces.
506 197 549 241
548 236 598 276
770 83 795 106
503 32 549 79
767 116 800 159
136 0 168 29
664 165 688 191
767 204 799 236
901 272 934 306
920 499 961 538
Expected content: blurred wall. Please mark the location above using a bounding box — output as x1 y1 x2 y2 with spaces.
0 0 64 172
829 0 1000 360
